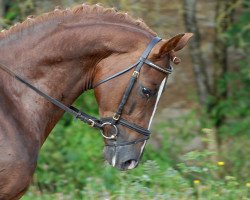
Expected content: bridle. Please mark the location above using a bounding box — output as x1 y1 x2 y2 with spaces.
93 36 173 146
0 36 173 147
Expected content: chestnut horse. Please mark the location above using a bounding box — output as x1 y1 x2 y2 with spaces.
0 4 192 200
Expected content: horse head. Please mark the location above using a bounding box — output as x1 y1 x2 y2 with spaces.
93 33 193 170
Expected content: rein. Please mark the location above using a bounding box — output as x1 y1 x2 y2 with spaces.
0 36 173 147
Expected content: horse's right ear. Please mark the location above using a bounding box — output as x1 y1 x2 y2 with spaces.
156 33 193 55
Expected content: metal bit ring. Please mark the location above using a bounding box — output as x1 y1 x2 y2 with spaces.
100 122 118 139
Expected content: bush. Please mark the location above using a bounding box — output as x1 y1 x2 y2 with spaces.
24 148 250 199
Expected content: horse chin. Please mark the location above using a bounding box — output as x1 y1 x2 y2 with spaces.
103 145 141 171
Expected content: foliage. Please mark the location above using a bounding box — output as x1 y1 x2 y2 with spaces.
211 2 250 136
218 4 250 178
23 147 250 199
204 0 250 180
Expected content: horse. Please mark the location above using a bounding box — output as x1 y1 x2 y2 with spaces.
0 4 192 200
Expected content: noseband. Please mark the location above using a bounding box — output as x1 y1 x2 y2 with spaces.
0 36 173 147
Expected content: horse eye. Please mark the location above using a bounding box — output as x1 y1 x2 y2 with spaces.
141 87 152 98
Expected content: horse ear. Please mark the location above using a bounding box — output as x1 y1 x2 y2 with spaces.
158 33 193 55
155 33 193 64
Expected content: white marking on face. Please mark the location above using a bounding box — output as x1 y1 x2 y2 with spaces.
148 78 166 129
140 141 147 155
112 150 117 167
137 78 166 157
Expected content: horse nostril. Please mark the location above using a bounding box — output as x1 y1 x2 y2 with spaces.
122 159 138 170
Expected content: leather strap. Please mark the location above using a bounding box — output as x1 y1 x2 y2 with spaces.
93 61 140 88
111 37 162 124
144 59 173 74
102 117 151 136
140 37 162 59
93 37 170 88
0 62 103 129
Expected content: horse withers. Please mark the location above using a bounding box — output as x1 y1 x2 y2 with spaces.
0 4 192 200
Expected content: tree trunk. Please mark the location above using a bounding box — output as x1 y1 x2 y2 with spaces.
182 0 210 106
213 0 240 128
0 0 4 29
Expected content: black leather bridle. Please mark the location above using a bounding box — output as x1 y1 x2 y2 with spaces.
0 36 173 147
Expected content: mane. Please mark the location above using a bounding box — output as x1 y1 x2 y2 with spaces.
0 4 156 39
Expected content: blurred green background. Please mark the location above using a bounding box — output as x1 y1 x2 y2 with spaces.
0 0 250 199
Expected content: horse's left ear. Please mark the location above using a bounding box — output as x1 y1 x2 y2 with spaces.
155 33 193 64
159 33 193 53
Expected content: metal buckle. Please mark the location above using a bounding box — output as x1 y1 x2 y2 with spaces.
100 122 118 139
132 71 139 78
113 113 120 121
88 119 95 127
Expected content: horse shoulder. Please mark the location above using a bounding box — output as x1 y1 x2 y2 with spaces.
0 113 37 200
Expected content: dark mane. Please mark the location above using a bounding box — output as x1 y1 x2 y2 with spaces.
0 4 156 39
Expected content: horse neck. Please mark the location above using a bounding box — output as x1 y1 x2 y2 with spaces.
0 19 151 145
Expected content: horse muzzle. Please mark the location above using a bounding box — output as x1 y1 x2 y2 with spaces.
104 144 142 170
